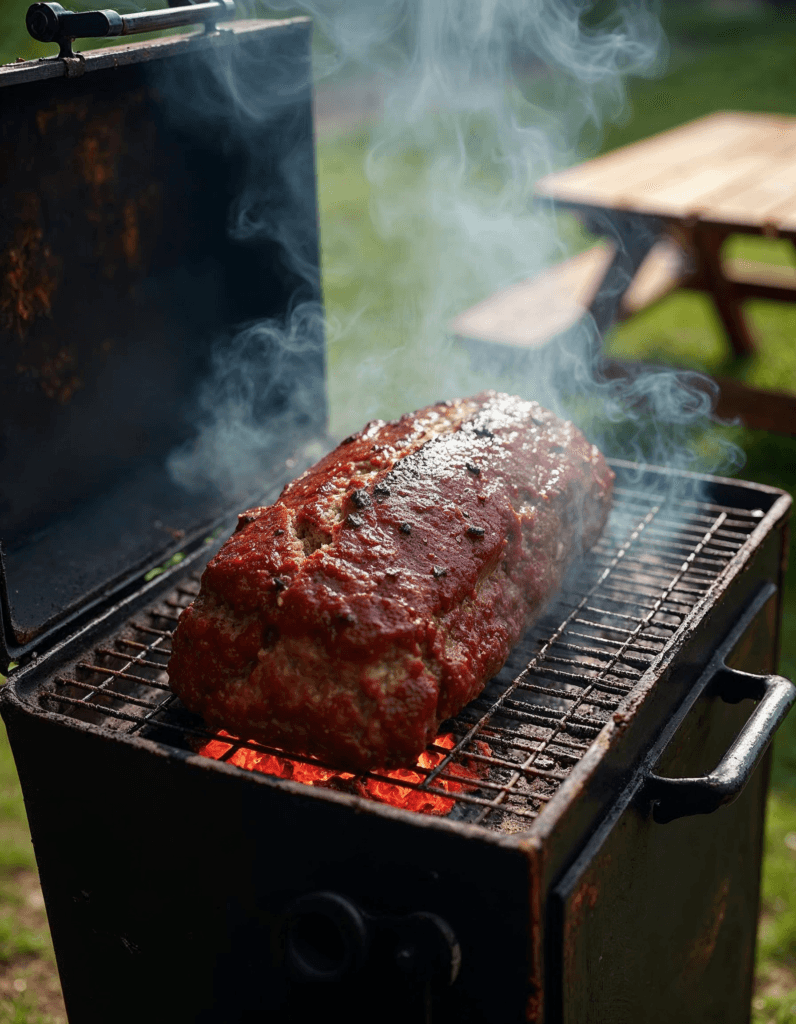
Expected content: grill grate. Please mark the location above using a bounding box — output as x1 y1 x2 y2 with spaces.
40 485 764 832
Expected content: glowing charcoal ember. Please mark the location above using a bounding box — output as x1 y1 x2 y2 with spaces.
196 731 491 817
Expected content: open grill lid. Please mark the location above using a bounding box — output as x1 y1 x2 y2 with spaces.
0 15 325 670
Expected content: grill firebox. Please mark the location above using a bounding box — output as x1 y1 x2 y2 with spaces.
36 473 776 833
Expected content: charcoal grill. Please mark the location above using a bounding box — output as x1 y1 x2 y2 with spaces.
29 476 784 831
0 10 794 1024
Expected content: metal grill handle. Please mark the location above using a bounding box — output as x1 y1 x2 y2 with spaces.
645 667 795 824
26 1 235 59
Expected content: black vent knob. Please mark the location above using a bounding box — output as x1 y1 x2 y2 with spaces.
284 892 461 988
26 2 123 47
26 2 64 42
393 911 462 987
285 892 369 983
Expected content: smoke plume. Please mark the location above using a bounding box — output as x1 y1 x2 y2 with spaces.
167 0 743 499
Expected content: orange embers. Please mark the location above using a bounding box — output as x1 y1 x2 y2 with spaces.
196 731 491 816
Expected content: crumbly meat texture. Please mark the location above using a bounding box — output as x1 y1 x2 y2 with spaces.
168 392 614 772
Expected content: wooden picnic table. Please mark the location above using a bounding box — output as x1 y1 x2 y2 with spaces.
535 110 796 358
453 111 796 434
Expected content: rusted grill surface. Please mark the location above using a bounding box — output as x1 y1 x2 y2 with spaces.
39 485 764 832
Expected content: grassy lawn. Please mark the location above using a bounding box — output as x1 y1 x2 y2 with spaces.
3 1 796 1020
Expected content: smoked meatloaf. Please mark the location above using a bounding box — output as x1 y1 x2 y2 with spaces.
168 392 614 772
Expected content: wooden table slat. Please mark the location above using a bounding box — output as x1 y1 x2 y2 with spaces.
548 135 785 219
536 113 769 209
538 113 796 231
450 243 615 348
706 156 796 225
629 154 782 219
533 115 729 198
650 122 796 219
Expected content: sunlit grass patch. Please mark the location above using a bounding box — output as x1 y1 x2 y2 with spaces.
0 908 47 966
752 989 796 1024
758 794 796 967
0 994 58 1024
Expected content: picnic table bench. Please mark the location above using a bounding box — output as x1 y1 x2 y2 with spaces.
453 112 796 433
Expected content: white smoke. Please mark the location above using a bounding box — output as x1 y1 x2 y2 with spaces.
167 0 742 497
303 0 667 423
167 303 328 496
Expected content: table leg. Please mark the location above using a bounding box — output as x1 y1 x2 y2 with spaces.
690 224 756 358
585 212 661 340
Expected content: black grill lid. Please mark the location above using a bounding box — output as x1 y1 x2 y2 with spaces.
0 18 325 669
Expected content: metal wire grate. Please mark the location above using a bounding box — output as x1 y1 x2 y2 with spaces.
39 485 765 832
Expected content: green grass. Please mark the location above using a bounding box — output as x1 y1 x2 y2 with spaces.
0 723 34 877
0 913 47 967
759 795 796 967
0 1002 52 1024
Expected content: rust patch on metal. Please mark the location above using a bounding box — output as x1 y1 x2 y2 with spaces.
0 193 59 341
122 200 140 269
521 838 544 1023
1 194 81 403
67 91 158 276
570 879 599 919
35 108 56 137
682 877 730 979
562 876 601 1011
37 98 89 138
525 986 542 1022
24 347 82 404
77 108 125 197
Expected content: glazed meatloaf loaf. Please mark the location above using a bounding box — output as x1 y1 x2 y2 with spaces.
168 392 614 772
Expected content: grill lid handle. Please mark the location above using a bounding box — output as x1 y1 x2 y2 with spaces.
645 667 795 824
26 0 235 59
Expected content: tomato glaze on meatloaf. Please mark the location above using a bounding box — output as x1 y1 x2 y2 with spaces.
168 392 614 772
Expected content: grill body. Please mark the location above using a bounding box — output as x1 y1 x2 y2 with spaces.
2 465 791 1024
552 584 779 1024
